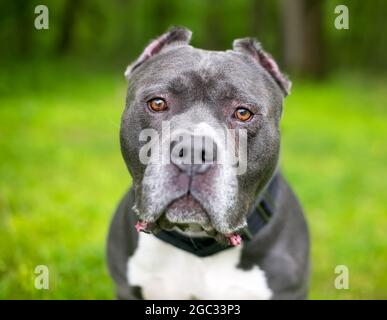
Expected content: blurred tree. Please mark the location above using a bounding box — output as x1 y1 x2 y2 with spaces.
151 0 172 33
0 0 385 74
13 0 33 56
282 0 325 77
250 0 263 35
57 0 82 54
204 0 226 50
249 0 282 62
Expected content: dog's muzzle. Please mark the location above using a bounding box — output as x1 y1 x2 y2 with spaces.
134 133 243 246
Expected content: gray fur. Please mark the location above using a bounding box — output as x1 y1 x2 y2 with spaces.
107 27 309 299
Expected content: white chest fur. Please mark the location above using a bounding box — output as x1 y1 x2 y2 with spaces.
127 233 272 300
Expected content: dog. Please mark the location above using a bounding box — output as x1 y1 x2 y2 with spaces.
107 27 309 300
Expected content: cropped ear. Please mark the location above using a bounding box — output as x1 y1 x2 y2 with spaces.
233 38 291 96
125 26 192 79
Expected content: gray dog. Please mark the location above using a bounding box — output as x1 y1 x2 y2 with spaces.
107 27 309 300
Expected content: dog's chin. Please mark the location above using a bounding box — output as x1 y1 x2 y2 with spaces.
136 194 245 245
157 193 215 235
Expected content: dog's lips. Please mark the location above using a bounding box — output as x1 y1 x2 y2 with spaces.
134 194 244 246
164 193 211 226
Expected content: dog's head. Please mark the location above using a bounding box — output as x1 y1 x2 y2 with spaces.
120 27 290 243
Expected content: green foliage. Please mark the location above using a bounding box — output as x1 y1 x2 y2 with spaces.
282 74 387 299
0 0 386 300
0 61 386 299
0 61 126 299
324 0 387 72
1 0 386 71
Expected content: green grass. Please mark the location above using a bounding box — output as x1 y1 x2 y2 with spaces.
282 75 387 299
0 61 386 299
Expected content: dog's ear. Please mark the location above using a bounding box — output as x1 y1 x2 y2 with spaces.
125 26 192 79
233 38 291 96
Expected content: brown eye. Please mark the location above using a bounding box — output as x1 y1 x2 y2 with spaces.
148 98 168 112
234 108 253 122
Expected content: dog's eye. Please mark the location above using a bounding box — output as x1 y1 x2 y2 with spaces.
234 108 253 122
148 98 168 112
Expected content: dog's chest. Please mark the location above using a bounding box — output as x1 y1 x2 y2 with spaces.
127 233 272 299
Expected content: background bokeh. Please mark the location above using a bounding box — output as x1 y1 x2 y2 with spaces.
0 0 386 299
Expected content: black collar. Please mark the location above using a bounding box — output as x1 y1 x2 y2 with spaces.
154 174 278 257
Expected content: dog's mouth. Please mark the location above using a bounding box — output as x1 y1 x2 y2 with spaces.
164 193 212 229
134 193 243 246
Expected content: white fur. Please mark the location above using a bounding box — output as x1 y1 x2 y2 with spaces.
140 115 242 233
128 233 272 300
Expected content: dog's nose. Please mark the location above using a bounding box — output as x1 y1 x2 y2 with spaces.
170 134 217 175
